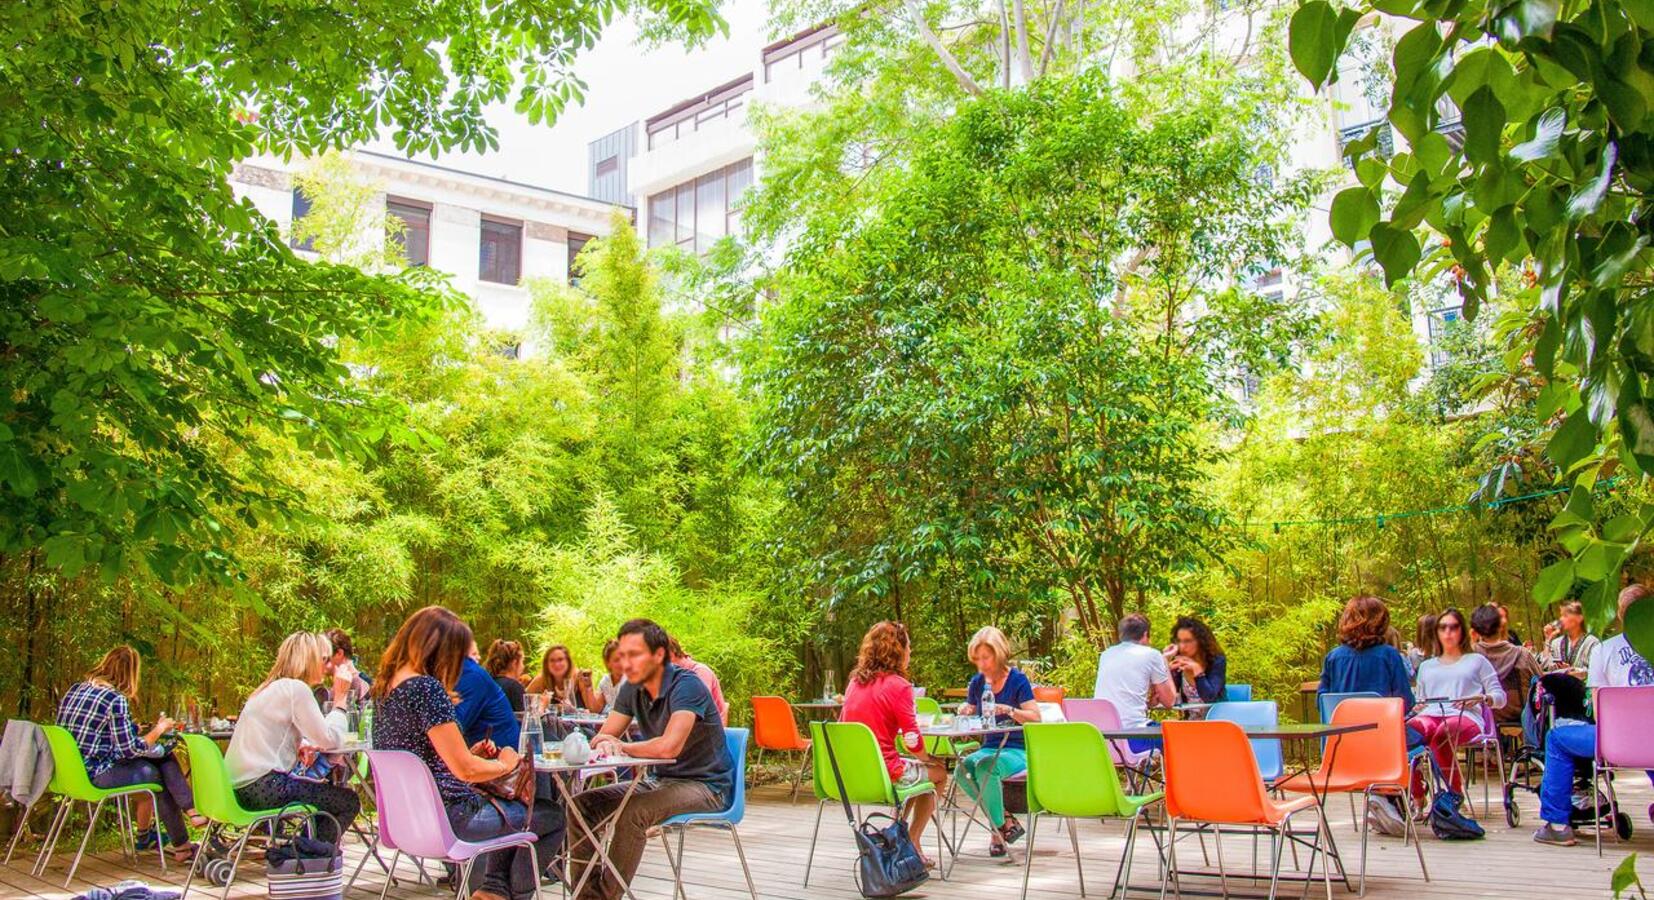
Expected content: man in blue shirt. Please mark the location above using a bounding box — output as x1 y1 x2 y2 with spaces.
568 619 732 900
455 642 520 750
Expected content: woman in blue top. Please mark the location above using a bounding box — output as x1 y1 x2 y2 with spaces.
956 626 1041 858
1319 595 1416 713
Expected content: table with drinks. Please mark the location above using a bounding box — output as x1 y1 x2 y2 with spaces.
530 730 673 900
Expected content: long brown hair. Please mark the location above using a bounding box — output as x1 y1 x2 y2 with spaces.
850 621 911 685
1338 596 1391 650
539 644 580 702
86 646 142 699
1435 607 1474 655
1415 613 1440 659
371 606 472 701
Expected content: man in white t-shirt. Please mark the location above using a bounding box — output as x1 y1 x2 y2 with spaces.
1094 613 1176 753
1534 584 1654 847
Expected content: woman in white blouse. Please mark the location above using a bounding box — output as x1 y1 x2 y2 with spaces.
1409 607 1505 802
224 632 358 842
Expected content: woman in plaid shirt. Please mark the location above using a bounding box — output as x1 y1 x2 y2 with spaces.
56 646 201 858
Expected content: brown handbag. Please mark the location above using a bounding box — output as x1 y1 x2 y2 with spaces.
477 752 536 807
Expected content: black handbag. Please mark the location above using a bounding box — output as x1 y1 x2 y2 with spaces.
265 808 344 900
1425 758 1484 841
819 726 930 898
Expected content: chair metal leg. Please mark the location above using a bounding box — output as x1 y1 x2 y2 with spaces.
1159 815 1180 900
1213 822 1228 899
790 749 810 803
1401 789 1428 882
1019 811 1040 900
1317 812 1334 900
1595 766 1605 857
64 797 106 887
3 799 30 865
181 821 216 900
377 849 402 900
729 826 759 900
1265 822 1287 900
114 795 133 862
1068 816 1087 897
528 842 543 900
802 799 827 887
32 796 69 876
220 827 254 900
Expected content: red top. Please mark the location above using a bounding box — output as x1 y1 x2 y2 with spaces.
840 672 921 780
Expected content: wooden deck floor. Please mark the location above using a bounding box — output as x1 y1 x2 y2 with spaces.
1 778 1644 899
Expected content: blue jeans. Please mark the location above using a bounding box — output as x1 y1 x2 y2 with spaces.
449 795 564 900
92 756 193 844
1540 724 1654 826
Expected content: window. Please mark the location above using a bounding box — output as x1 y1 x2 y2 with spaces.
568 232 592 286
479 218 522 285
290 188 315 251
386 198 431 266
595 155 619 177
646 159 755 252
645 77 753 150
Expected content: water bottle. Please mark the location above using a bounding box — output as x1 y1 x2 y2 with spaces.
346 694 361 738
982 682 996 729
522 704 544 761
823 670 837 702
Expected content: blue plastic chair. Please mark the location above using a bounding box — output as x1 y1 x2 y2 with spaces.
657 728 756 900
1317 691 1379 724
1206 701 1283 782
1224 683 1253 702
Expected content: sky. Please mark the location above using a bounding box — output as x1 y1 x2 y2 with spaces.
365 0 772 196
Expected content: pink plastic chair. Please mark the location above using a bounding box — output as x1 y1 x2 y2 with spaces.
1593 687 1654 856
366 750 542 900
1457 704 1506 818
1061 698 1152 769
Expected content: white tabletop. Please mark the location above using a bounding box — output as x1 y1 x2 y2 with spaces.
534 754 676 773
921 723 1022 738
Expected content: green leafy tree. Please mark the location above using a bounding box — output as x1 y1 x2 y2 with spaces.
0 0 725 602
1287 0 1654 642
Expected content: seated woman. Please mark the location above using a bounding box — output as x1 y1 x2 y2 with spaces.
484 639 527 713
226 632 360 844
526 644 604 714
839 621 948 868
955 626 1039 858
1409 607 1504 801
56 646 201 860
1319 596 1416 745
1539 600 1599 679
1166 616 1227 714
373 607 563 900
595 639 625 712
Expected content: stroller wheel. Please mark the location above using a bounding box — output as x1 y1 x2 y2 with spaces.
1616 812 1633 841
1505 802 1520 828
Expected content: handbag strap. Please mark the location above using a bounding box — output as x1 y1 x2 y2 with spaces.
267 803 343 851
818 724 860 828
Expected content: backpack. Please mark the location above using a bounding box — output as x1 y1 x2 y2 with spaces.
1426 758 1484 841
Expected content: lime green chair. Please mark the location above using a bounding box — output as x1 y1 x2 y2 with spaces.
915 697 979 759
1018 722 1165 900
804 721 940 888
31 724 167 886
180 733 312 899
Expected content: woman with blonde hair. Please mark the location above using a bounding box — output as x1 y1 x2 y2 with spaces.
373 607 562 900
526 643 603 713
838 621 947 867
956 626 1041 857
224 632 359 842
55 645 201 860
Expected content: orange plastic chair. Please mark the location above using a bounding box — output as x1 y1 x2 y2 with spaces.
1275 697 1428 896
1161 720 1331 900
750 696 812 801
1032 685 1066 703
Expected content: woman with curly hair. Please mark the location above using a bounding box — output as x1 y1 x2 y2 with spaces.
838 621 947 867
1319 595 1415 708
1166 616 1228 712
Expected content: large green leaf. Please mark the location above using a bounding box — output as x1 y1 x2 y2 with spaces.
1290 1 1343 89
1462 86 1507 165
1368 222 1422 286
1624 599 1654 673
1330 187 1381 246
1532 559 1575 605
1545 408 1598 471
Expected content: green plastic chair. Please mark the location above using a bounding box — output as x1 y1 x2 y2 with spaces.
915 696 979 759
1019 722 1165 900
31 724 167 886
804 720 939 888
180 733 313 900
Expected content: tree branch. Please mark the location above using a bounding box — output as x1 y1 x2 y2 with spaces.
1012 0 1036 83
1038 0 1068 76
902 0 987 96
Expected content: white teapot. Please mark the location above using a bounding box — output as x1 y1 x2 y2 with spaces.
562 731 592 765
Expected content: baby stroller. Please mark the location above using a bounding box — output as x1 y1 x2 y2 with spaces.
1503 672 1633 838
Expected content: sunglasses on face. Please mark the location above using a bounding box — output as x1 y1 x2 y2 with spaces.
1437 623 1461 631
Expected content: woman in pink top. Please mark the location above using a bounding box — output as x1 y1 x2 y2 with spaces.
839 621 947 866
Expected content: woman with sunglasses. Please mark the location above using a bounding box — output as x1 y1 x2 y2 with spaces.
1409 607 1503 802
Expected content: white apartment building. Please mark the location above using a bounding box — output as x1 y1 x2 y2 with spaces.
231 150 627 341
585 15 1471 367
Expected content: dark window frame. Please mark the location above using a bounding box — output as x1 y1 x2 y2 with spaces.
385 196 433 267
479 216 523 285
